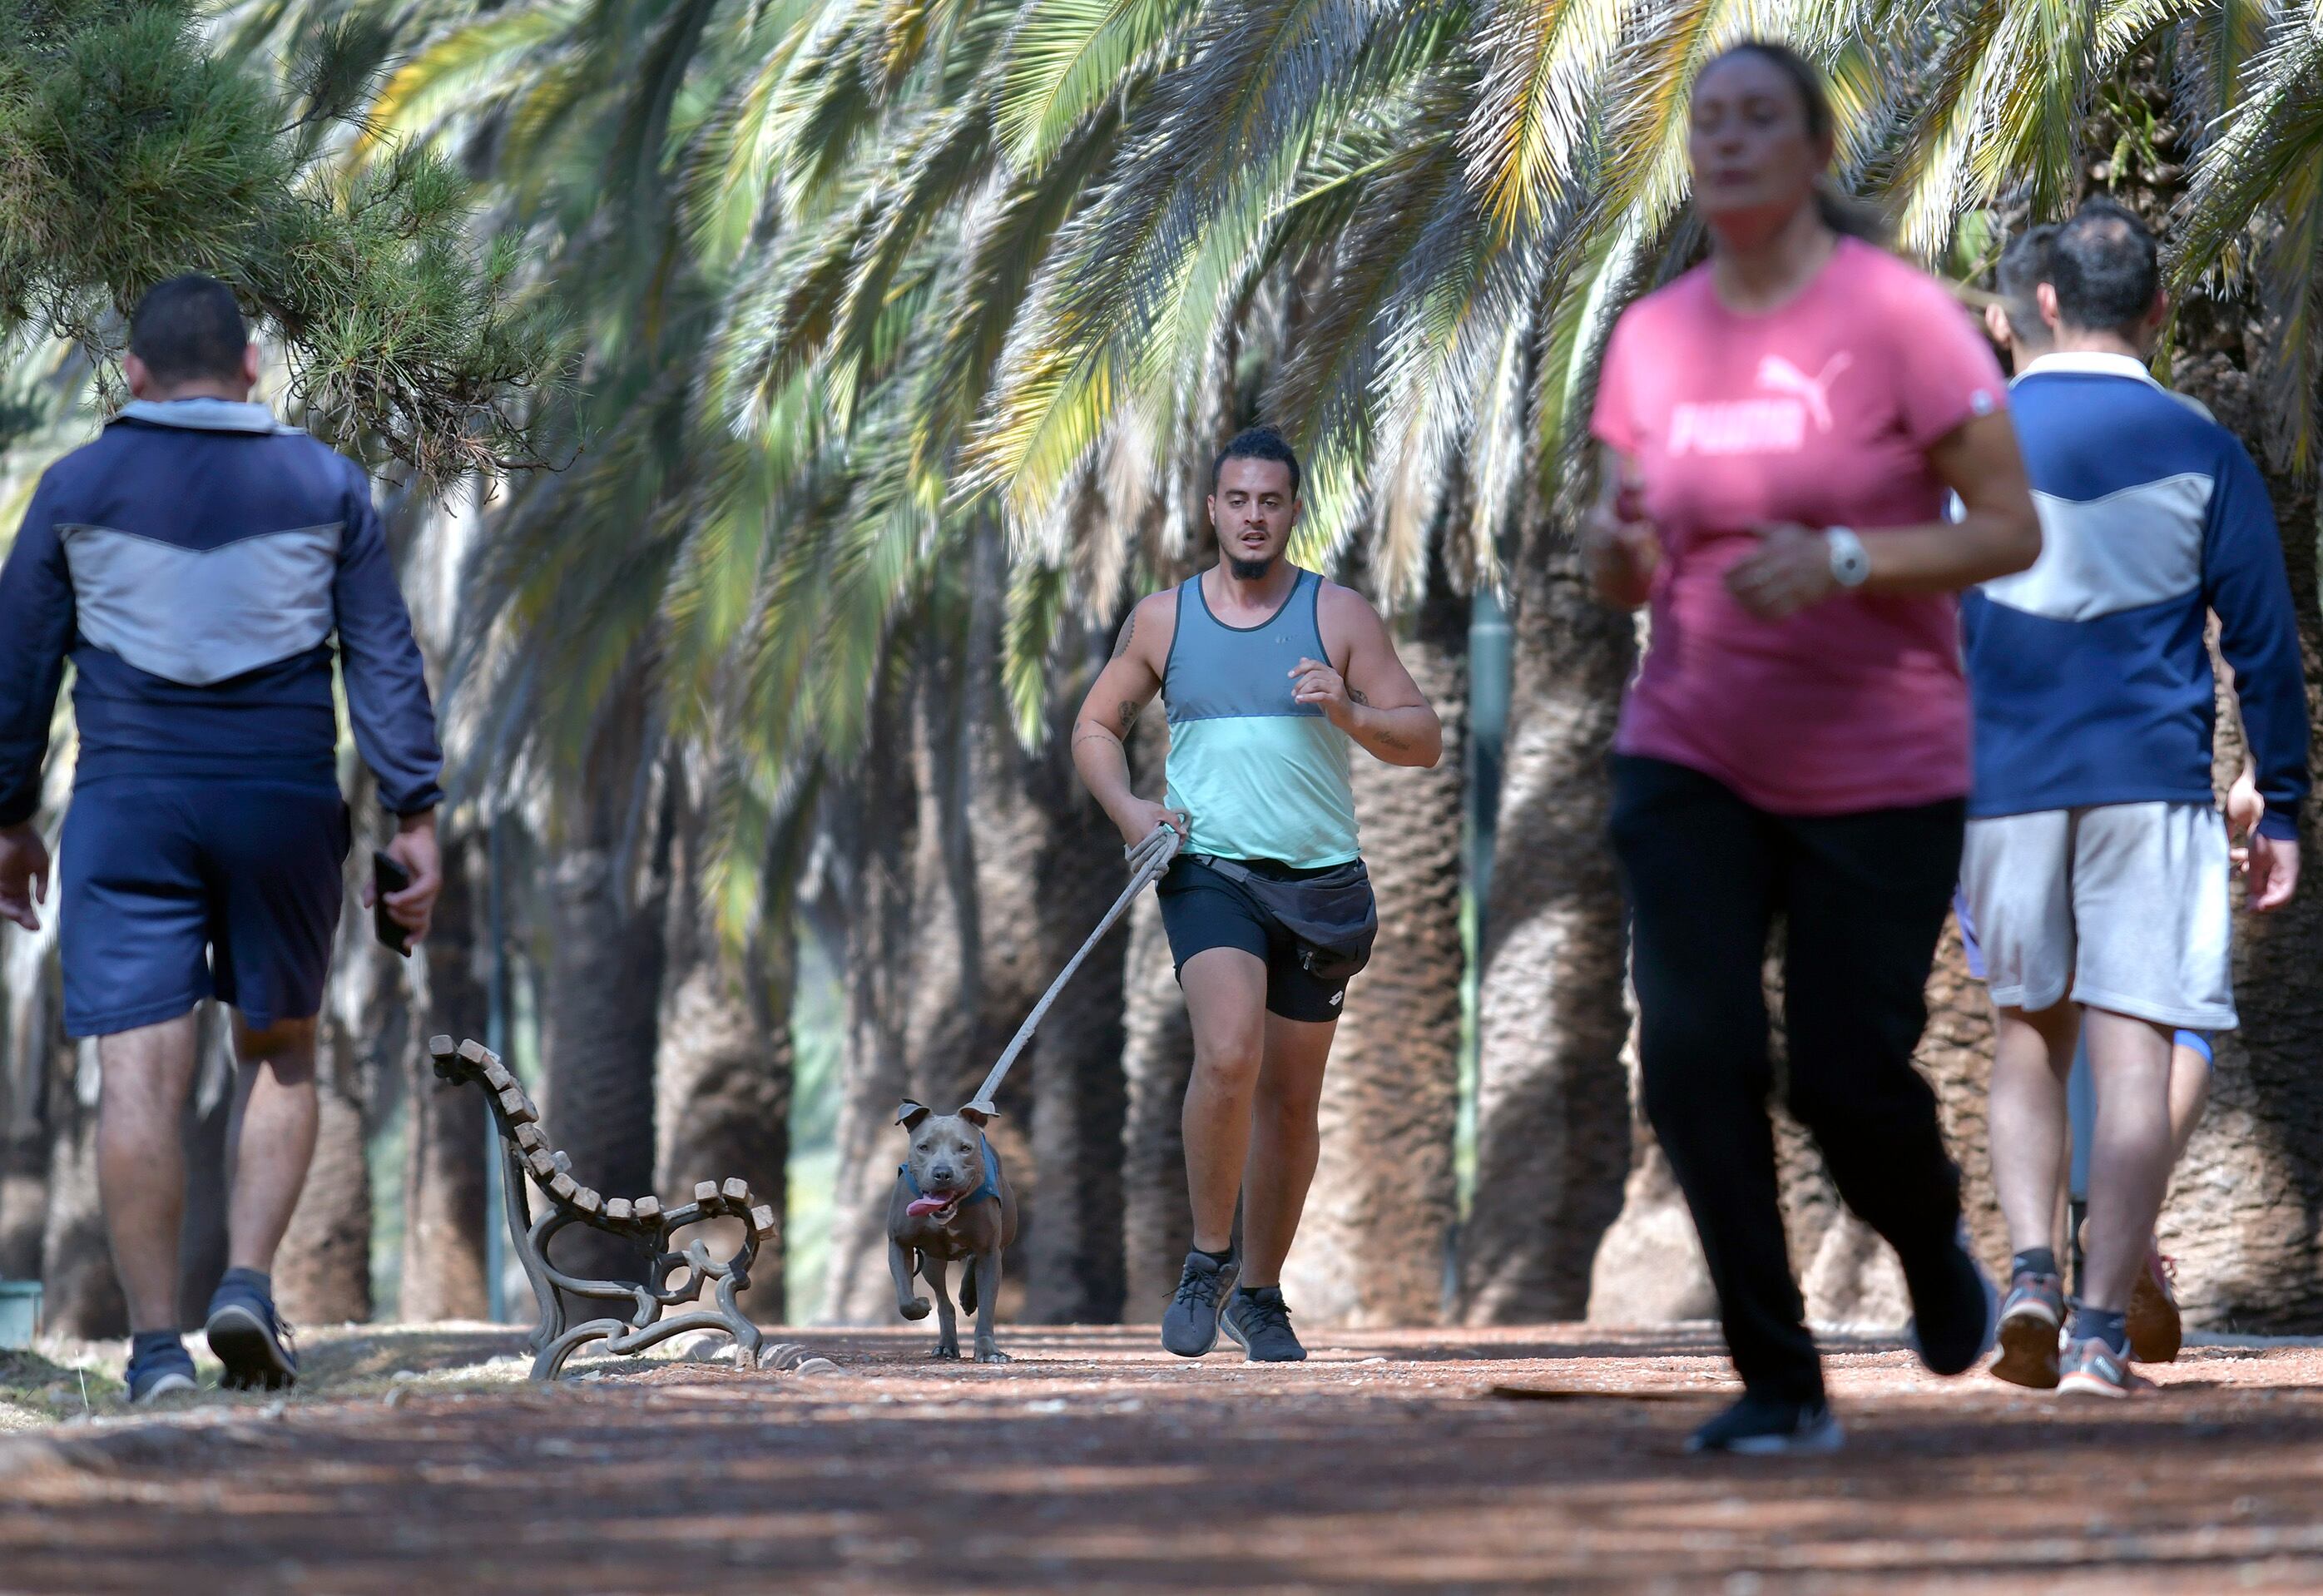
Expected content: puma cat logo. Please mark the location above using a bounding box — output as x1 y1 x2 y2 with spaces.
1754 353 1854 433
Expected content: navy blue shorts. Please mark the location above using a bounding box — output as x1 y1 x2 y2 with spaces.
60 777 351 1037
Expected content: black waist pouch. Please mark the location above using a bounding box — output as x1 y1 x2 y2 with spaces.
1196 855 1378 982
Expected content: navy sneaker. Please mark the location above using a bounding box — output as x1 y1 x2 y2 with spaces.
1904 1223 1999 1378
1160 1250 1238 1357
125 1341 197 1405
1221 1286 1307 1362
1687 1391 1844 1455
206 1278 298 1391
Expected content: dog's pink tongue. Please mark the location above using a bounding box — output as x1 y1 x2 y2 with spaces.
905 1194 954 1217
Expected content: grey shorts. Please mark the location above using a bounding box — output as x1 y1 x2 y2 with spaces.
1959 801 2235 1030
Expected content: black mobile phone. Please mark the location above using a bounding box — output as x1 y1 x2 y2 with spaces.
372 850 413 958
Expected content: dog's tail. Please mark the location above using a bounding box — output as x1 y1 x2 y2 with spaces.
961 1267 978 1315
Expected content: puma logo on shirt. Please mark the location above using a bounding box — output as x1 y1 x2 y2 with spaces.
1667 352 1855 457
1756 353 1853 431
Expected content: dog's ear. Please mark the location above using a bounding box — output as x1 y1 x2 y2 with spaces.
895 1099 930 1131
959 1100 998 1128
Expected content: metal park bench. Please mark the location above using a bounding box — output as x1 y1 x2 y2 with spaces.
428 1035 822 1381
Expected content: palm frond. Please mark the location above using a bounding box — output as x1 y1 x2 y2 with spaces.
359 1 584 162
1459 0 1622 237
1002 553 1075 745
2175 12 2323 287
2253 153 2323 473
995 0 1202 167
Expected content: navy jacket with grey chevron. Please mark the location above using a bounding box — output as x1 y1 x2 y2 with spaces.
0 398 444 828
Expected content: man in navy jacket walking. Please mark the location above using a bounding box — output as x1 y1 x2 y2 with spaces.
1962 203 2306 1399
0 276 445 1400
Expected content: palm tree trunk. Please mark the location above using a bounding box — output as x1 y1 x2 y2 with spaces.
1460 519 1637 1321
822 675 924 1323
276 852 411 1326
538 686 671 1296
1280 574 1467 1326
42 1039 123 1337
2167 349 2323 1330
825 575 1135 1325
273 1022 374 1325
1019 688 1132 1326
540 835 668 1292
0 907 61 1283
1117 711 1196 1318
399 830 491 1321
656 766 792 1323
1118 893 1195 1318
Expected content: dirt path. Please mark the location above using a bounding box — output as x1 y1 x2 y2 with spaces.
1 1324 2320 1593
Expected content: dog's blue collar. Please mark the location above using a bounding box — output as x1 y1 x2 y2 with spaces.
900 1135 1002 1206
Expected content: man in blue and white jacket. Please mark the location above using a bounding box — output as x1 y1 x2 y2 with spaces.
0 276 445 1401
1963 201 2307 1400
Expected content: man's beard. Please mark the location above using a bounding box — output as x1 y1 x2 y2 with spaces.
1226 552 1276 581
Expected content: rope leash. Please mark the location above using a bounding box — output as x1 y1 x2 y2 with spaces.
964 821 1183 1113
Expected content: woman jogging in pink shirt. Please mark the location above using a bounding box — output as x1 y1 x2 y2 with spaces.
1585 41 2043 1454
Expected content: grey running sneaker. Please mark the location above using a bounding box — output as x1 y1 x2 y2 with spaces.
1221 1286 1306 1362
1686 1392 1843 1455
1990 1268 2066 1390
2058 1336 2151 1400
1904 1223 1999 1378
1160 1250 1237 1357
206 1279 299 1391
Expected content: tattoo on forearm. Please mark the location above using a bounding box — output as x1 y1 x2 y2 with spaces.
1375 729 1409 751
1072 726 1122 752
1111 611 1137 660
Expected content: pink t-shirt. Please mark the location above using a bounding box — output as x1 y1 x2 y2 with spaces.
1590 236 2007 815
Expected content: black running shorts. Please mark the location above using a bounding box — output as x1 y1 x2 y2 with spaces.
1154 855 1358 1023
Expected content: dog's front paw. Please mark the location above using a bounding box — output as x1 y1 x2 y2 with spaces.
974 1346 1012 1365
931 1342 961 1361
899 1296 931 1321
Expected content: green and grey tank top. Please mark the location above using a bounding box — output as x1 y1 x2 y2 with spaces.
1163 567 1360 869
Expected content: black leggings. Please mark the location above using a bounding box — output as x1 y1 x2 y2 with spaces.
1610 756 1966 1404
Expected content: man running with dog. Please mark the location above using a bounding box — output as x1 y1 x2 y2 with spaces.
1072 425 1441 1362
1962 201 2306 1398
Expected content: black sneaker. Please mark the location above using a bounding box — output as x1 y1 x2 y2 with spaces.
206 1278 299 1391
1221 1286 1306 1362
1160 1250 1238 1357
1687 1391 1843 1455
1904 1222 1999 1378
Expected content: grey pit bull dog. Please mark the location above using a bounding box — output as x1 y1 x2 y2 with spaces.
887 1099 1019 1362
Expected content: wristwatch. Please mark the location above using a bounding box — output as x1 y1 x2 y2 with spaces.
1824 525 1870 589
